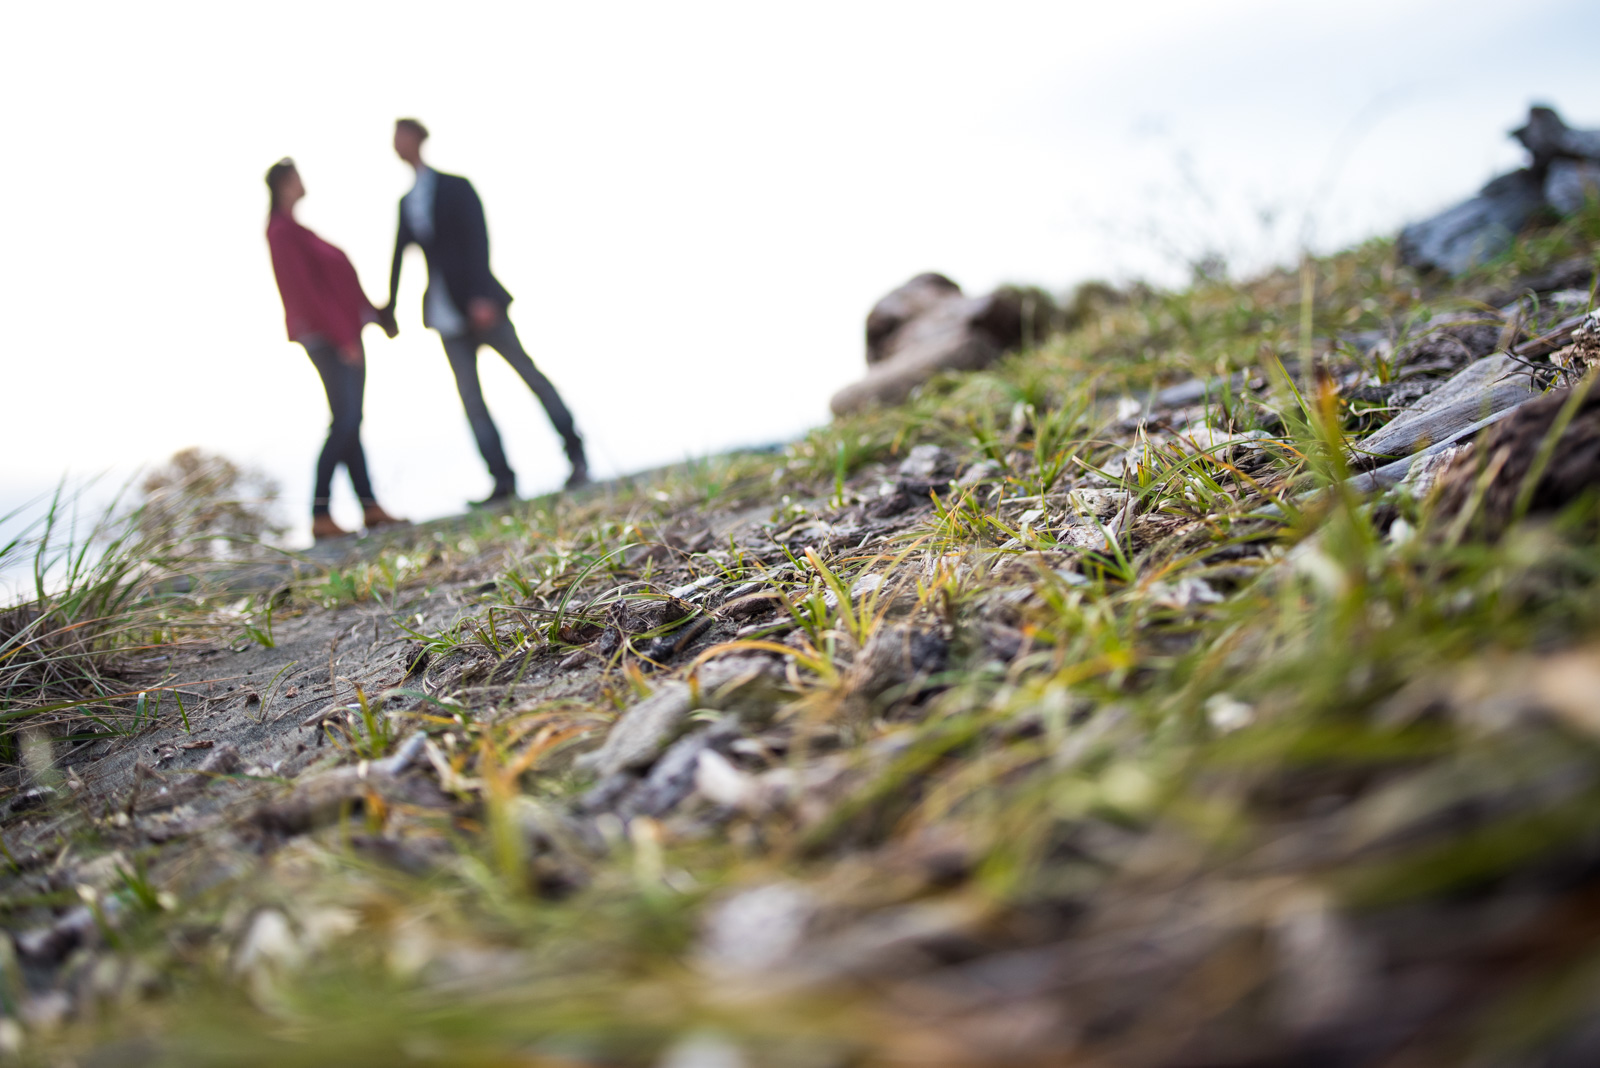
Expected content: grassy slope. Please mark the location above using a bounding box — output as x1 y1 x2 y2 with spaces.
5 208 1600 1066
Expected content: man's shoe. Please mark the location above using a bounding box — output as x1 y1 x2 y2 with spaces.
564 461 591 491
363 503 407 530
311 515 351 541
469 486 517 509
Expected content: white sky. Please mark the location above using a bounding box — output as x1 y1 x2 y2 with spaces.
3 0 1598 546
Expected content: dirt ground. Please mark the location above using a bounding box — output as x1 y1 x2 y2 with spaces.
6 243 1600 1065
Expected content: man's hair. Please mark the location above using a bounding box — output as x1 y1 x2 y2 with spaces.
395 118 430 141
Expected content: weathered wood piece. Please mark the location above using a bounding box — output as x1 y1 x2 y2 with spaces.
1343 401 1530 495
1513 311 1593 360
1352 355 1543 465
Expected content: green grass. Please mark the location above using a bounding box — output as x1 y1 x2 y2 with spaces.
7 207 1600 1065
0 490 178 746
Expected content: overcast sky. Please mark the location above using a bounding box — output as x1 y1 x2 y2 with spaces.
3 0 1598 547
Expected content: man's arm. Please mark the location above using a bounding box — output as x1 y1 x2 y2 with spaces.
456 178 498 305
386 204 413 310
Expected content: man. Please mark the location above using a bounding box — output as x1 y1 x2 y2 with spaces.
382 117 588 504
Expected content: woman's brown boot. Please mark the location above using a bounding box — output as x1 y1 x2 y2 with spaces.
363 504 407 531
311 515 350 541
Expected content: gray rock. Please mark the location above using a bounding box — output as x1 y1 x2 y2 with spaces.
832 275 1027 415
956 459 1003 486
621 719 742 818
576 657 786 778
509 798 607 896
19 990 73 1030
1546 158 1600 216
847 623 948 704
897 443 950 481
699 882 821 977
515 796 607 857
252 738 437 834
578 770 641 813
657 1032 748 1068
1398 169 1545 276
865 272 962 365
138 742 243 813
668 575 722 602
849 573 886 599
576 682 694 778
14 898 122 963
1513 105 1600 169
1399 106 1600 277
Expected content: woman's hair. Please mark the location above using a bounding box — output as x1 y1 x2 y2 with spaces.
265 157 298 216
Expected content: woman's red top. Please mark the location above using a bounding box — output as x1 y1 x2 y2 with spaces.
266 212 373 349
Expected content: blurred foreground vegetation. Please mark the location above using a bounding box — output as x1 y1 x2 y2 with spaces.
3 205 1600 1066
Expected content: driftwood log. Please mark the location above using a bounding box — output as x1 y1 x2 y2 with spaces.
1351 354 1542 466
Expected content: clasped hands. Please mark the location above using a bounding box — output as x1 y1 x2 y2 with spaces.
374 304 400 339
370 298 501 339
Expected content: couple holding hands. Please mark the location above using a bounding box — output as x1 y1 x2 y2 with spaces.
266 118 588 540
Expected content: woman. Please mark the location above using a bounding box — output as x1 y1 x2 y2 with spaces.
265 157 404 540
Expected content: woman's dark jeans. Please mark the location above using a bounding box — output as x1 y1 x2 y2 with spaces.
303 338 375 517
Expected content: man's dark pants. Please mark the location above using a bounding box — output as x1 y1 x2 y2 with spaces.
441 319 584 491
